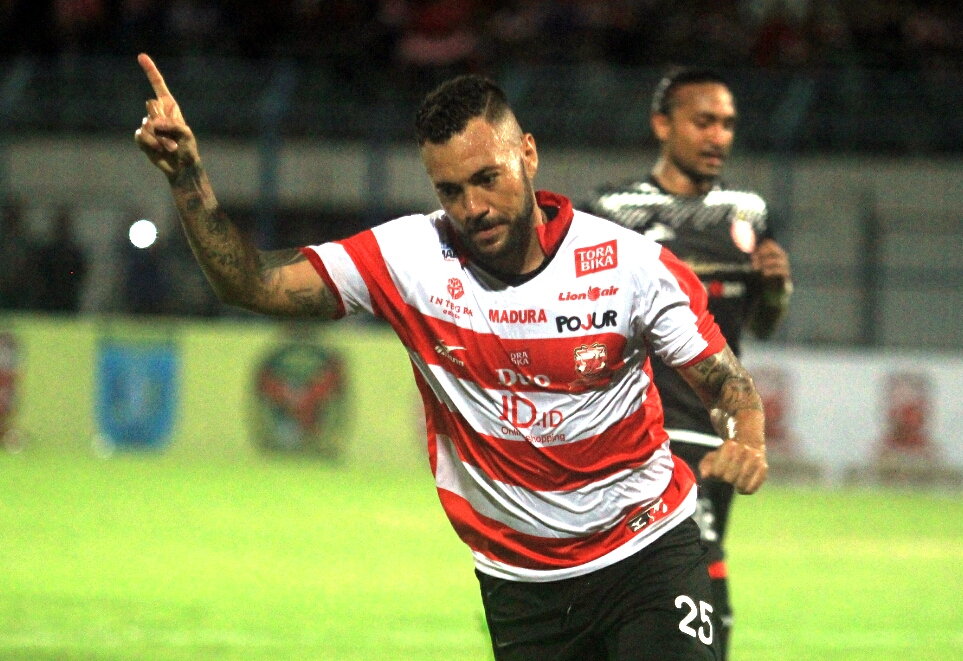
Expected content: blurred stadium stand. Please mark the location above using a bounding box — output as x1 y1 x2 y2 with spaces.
1 57 963 153
0 0 962 351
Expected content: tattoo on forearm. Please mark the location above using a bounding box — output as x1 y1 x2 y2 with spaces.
168 164 332 317
686 346 764 440
697 349 762 411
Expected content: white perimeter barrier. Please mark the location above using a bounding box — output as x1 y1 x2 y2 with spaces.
741 344 963 484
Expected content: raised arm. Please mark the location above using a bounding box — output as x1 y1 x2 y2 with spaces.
748 238 792 339
678 345 767 494
134 54 339 318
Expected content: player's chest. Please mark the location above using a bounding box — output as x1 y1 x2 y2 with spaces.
407 258 638 390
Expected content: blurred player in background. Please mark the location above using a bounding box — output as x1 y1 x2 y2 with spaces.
589 67 792 660
136 54 769 660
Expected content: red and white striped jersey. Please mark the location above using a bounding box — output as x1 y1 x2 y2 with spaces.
301 191 726 582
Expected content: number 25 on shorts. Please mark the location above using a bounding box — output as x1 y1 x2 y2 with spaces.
675 595 713 644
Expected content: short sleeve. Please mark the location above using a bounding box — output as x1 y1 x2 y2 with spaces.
300 237 374 319
641 246 726 368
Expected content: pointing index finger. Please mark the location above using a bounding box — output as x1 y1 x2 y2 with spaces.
138 53 172 99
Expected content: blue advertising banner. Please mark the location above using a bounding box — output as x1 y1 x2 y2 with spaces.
96 339 178 450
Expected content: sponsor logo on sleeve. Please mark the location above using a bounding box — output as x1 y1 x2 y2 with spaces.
558 286 619 301
488 308 548 324
575 240 618 277
555 310 618 333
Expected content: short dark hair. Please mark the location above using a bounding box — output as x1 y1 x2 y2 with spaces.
651 67 729 116
415 75 512 145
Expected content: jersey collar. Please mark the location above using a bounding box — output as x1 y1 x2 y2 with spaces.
535 190 573 258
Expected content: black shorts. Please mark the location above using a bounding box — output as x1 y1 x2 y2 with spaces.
672 442 736 565
477 518 720 661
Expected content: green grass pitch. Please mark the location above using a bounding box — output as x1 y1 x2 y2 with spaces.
0 452 961 660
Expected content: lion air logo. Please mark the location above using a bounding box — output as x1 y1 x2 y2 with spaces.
447 277 465 299
558 286 619 302
574 342 607 378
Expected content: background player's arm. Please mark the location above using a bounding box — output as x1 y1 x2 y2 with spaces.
748 238 792 339
134 54 338 318
678 345 767 494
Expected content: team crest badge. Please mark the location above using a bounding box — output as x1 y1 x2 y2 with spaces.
447 277 465 299
574 342 607 378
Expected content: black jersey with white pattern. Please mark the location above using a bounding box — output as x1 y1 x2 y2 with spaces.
589 177 772 439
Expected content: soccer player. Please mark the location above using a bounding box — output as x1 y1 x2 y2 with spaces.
135 54 768 661
588 67 793 660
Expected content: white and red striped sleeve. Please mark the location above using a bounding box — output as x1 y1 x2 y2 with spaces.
639 245 725 368
299 234 376 320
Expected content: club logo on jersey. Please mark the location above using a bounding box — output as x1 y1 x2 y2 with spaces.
627 498 668 533
447 277 465 299
497 369 551 388
555 311 618 333
509 350 530 367
731 217 756 254
558 286 619 302
574 342 607 378
488 308 548 324
434 340 465 367
575 240 618 277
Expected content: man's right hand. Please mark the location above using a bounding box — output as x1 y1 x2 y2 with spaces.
134 53 199 180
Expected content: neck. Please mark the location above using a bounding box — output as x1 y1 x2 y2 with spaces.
651 156 715 196
520 205 548 273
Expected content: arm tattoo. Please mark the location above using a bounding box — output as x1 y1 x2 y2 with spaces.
260 248 341 318
683 345 764 443
168 164 335 317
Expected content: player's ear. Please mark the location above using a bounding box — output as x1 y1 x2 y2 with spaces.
521 132 538 179
651 113 671 142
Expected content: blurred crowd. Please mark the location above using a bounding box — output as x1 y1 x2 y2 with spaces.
0 0 961 72
0 199 227 317
0 201 87 314
0 199 373 318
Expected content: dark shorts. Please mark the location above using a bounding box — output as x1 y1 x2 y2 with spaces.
671 442 736 565
477 518 721 661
